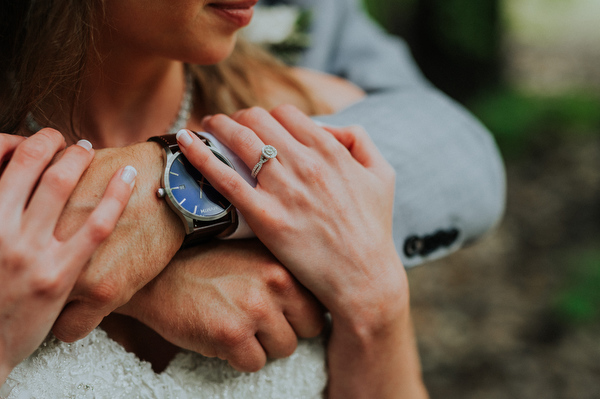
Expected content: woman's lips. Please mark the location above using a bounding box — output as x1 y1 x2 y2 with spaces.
208 1 258 27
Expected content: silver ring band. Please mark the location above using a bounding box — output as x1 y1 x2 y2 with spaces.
251 145 277 178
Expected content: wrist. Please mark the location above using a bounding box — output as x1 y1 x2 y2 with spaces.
105 142 186 245
328 249 409 337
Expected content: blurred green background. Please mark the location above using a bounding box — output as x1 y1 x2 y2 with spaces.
362 0 600 398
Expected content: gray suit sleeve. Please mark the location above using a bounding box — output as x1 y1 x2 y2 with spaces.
296 0 506 266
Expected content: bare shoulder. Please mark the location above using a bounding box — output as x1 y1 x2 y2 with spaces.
290 67 366 115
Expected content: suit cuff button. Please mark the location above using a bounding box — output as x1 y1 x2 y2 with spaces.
404 236 424 258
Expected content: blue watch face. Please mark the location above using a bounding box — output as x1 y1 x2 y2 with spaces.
167 152 231 219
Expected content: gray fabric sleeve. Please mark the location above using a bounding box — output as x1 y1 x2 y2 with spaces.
297 0 506 266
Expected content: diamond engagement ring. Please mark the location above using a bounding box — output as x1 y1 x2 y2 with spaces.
251 145 277 178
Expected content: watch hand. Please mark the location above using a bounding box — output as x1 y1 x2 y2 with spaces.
197 176 209 199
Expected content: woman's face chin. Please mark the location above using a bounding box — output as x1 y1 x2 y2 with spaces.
100 0 258 64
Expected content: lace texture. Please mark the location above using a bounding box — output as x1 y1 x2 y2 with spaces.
2 329 327 399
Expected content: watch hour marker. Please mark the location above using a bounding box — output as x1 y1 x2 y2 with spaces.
179 198 186 205
170 171 179 176
194 205 198 214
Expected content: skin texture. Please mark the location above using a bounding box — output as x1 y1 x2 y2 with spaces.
46 141 326 373
0 129 135 385
51 143 186 342
176 105 428 398
2 0 428 395
116 240 325 372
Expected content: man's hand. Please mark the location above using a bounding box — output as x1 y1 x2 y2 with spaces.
51 142 186 342
117 239 326 373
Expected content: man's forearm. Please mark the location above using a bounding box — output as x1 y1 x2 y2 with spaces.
52 142 185 342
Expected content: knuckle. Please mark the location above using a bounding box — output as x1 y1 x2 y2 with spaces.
86 214 116 244
220 171 244 198
106 182 131 209
16 138 53 165
29 270 68 300
215 320 251 349
41 167 78 195
237 107 267 125
348 124 367 137
2 243 32 274
301 158 324 180
264 213 291 236
206 113 229 131
320 135 343 155
85 280 124 308
243 292 270 320
209 113 229 124
230 126 257 153
264 265 295 295
271 103 298 118
37 128 64 142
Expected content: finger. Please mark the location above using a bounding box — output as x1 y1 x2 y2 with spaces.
52 301 106 342
175 129 261 215
0 134 27 164
282 287 327 339
224 336 268 372
202 112 284 175
23 140 94 240
229 107 298 159
322 125 385 168
0 128 66 213
270 104 339 149
255 314 298 359
61 165 136 264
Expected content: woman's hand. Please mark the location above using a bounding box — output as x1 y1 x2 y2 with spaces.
0 129 136 384
178 105 402 321
175 106 427 398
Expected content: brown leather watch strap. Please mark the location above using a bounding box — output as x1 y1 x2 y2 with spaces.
148 131 210 151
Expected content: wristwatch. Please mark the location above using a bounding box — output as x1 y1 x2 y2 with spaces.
149 132 238 247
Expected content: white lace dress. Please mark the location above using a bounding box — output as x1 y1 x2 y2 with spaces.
1 329 327 398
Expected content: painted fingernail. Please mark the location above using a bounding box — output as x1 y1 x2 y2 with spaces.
121 165 137 186
76 139 93 151
176 129 193 147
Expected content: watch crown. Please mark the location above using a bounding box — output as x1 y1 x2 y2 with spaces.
157 188 166 198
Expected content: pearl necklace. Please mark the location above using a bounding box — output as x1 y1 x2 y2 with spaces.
25 69 194 135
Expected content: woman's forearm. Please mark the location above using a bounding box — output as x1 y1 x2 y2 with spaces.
324 253 428 399
327 306 428 399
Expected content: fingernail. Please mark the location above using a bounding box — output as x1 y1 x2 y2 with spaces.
76 139 93 151
176 129 193 147
201 115 213 125
121 165 137 186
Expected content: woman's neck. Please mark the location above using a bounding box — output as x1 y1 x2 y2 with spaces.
77 57 188 148
35 49 194 148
